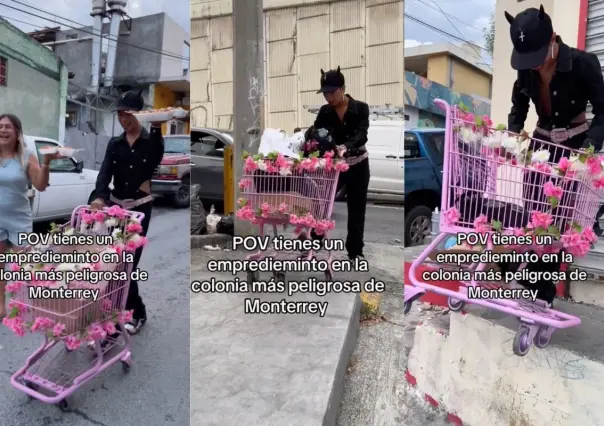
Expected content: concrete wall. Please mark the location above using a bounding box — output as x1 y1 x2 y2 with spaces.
426 54 448 86
491 0 581 128
0 19 66 141
425 54 491 99
190 0 404 131
160 14 190 81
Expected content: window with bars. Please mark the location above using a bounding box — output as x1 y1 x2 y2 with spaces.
0 57 6 87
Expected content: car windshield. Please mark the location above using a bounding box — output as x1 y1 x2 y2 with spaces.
423 132 445 160
164 137 190 154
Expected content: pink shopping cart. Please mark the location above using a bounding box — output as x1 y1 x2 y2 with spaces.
7 205 144 410
241 164 341 282
404 99 604 356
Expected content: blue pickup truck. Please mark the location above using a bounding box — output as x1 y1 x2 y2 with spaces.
404 128 445 246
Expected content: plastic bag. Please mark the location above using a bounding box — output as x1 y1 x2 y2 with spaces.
206 205 222 234
190 184 206 235
217 213 234 235
259 128 298 157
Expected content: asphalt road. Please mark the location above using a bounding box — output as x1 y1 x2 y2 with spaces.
331 200 404 245
0 203 190 425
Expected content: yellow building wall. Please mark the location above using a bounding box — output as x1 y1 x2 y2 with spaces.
451 58 491 99
426 54 448 86
152 83 190 135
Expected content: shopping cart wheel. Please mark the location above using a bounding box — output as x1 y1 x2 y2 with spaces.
447 297 465 312
403 301 413 315
22 380 38 398
512 326 532 356
246 270 260 283
57 399 70 412
533 326 552 349
122 360 132 373
273 271 286 282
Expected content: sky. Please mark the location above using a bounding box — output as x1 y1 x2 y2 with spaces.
405 0 495 65
0 0 189 35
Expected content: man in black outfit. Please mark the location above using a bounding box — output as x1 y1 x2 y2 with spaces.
91 90 164 335
312 67 370 261
503 5 604 305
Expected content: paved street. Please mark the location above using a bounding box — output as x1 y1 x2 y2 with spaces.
0 204 189 425
331 200 404 245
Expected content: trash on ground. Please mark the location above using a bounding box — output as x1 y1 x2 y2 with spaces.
206 205 221 234
203 245 221 251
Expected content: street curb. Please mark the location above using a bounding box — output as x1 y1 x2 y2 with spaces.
190 234 232 249
325 293 361 426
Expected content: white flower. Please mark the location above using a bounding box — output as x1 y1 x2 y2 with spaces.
129 234 141 243
278 167 292 176
56 263 77 272
257 160 267 171
569 155 587 172
531 149 550 163
101 247 117 257
482 134 499 148
318 159 326 168
63 227 74 236
460 127 480 144
105 218 118 227
53 279 68 289
501 135 520 150
111 228 122 240
79 223 88 233
92 222 104 233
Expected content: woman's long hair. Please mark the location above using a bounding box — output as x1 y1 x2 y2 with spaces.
0 113 26 168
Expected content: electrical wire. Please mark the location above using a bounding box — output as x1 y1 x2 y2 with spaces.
0 1 189 61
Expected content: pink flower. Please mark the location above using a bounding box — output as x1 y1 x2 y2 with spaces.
5 281 24 293
64 335 81 351
594 177 604 189
482 115 493 128
324 150 334 158
125 240 138 252
530 211 553 229
107 205 127 219
244 156 258 173
126 223 143 233
265 160 278 173
119 310 134 323
52 323 66 337
309 157 320 170
238 178 253 190
102 299 113 312
102 321 117 335
473 215 490 233
3 316 26 337
278 203 288 214
442 207 460 226
582 227 599 244
236 206 255 221
93 211 105 222
543 181 563 199
532 163 552 174
558 157 571 173
587 157 602 175
275 154 289 169
9 263 20 272
334 161 349 172
324 156 333 170
510 158 518 166
30 316 54 332
137 236 148 247
512 227 525 237
260 202 271 218
87 323 107 340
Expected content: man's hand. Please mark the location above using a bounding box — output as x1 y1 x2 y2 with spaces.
519 130 530 140
336 145 347 157
90 198 105 210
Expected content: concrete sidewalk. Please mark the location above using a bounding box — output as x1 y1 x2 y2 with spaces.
190 248 394 426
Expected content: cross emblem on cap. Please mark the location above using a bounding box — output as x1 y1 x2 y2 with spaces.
519 30 525 42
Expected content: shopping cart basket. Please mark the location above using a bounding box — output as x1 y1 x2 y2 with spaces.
6 205 144 410
238 155 342 282
404 99 604 356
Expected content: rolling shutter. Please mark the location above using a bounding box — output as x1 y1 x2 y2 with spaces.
585 0 604 123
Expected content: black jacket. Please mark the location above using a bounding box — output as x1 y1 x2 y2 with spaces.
96 126 164 201
313 95 370 154
508 37 604 151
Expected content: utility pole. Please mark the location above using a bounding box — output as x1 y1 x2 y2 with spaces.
233 0 265 236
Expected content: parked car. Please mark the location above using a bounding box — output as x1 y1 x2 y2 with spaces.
23 135 99 223
403 128 445 246
190 127 233 207
151 134 190 208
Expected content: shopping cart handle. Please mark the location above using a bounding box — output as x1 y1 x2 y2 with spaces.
434 98 449 113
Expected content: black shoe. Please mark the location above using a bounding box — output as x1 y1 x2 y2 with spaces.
594 223 603 238
124 317 147 335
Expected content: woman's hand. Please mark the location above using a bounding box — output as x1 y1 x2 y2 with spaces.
42 151 61 165
90 198 105 210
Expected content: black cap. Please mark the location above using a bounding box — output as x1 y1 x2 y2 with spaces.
505 5 554 70
115 90 144 112
317 67 345 93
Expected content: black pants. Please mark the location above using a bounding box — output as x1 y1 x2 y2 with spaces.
506 129 586 303
109 194 152 320
311 158 370 258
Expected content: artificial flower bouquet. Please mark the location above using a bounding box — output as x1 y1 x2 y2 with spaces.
453 105 604 187
2 205 147 350
236 150 349 235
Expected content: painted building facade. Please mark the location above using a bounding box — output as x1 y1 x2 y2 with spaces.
190 0 405 131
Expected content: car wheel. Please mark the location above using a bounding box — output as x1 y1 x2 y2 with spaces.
172 176 190 208
405 205 432 247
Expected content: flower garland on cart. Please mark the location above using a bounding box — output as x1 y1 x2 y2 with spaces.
235 150 349 235
2 206 148 350
441 106 604 258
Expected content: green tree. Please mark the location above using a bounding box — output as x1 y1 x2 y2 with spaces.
483 13 495 55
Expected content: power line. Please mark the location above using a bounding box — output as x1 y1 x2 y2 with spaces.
408 0 484 32
0 1 189 61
